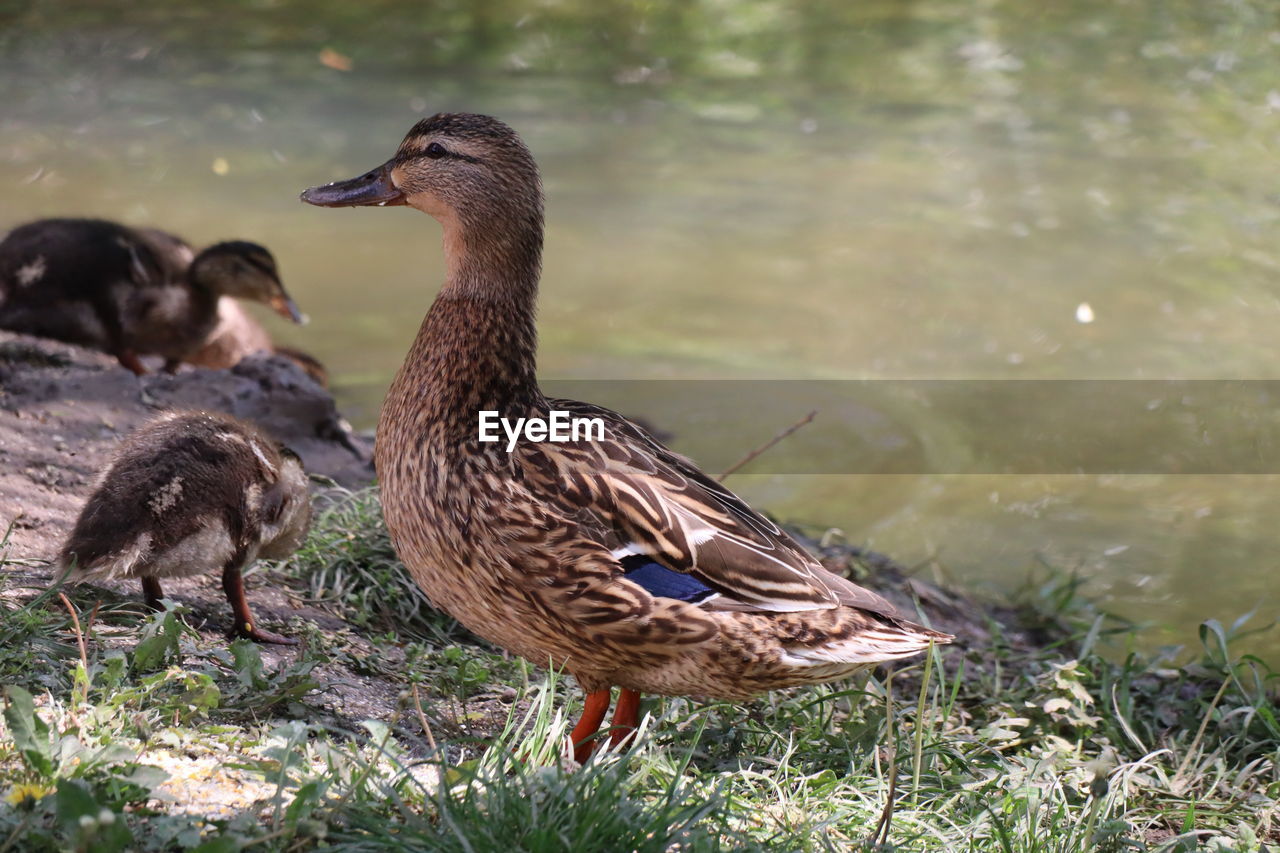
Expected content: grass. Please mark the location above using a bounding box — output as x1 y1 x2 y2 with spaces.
0 488 1276 851
285 487 464 645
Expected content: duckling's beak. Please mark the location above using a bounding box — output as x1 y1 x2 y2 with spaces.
270 294 308 325
300 161 406 208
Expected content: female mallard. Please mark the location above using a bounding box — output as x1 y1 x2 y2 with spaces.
302 113 949 760
0 218 305 374
60 411 311 644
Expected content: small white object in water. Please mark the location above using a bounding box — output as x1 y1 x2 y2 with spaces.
212 157 230 176
1075 302 1095 324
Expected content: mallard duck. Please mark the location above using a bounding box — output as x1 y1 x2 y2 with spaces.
302 113 950 760
0 218 305 375
187 296 329 386
59 411 311 644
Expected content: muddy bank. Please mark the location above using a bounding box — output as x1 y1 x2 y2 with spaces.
0 329 374 562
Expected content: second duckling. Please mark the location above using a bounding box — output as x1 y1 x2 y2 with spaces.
186 296 330 386
59 411 312 644
0 218 305 375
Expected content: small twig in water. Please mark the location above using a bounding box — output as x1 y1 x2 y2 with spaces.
718 410 817 482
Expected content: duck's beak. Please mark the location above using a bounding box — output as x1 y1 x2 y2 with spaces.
270 294 308 325
300 161 406 208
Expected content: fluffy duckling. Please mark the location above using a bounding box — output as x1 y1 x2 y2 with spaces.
0 218 305 375
186 296 330 387
59 411 311 644
301 113 950 760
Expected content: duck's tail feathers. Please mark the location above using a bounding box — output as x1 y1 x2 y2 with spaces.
786 621 952 667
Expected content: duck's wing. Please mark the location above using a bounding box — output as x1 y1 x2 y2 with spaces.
527 399 906 620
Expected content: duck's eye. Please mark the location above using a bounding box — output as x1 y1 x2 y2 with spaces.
425 142 448 159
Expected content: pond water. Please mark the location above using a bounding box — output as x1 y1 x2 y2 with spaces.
4 0 1279 659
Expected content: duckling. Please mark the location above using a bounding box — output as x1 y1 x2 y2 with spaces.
0 218 305 375
185 296 329 386
301 113 950 760
59 411 311 645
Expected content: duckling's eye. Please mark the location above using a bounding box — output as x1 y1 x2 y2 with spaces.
425 142 448 160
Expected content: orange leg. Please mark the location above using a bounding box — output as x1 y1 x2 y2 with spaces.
571 688 612 763
222 563 297 645
140 576 165 611
116 349 147 375
610 688 642 748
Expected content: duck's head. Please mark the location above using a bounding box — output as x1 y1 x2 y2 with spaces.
300 113 543 236
256 443 313 557
192 242 306 324
276 445 309 498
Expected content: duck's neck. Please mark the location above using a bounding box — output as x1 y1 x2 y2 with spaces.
388 213 545 440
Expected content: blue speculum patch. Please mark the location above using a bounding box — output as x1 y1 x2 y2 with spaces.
620 554 718 604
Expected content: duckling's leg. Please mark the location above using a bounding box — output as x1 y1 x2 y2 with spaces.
221 562 297 645
115 349 147 376
570 688 613 763
141 576 165 611
609 688 642 749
